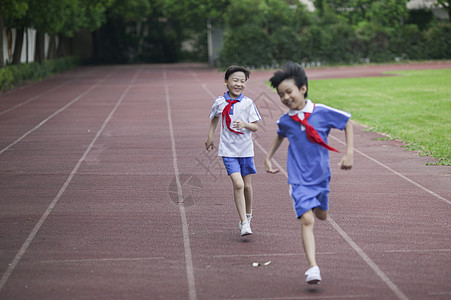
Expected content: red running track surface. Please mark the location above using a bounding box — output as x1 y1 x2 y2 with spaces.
0 62 450 300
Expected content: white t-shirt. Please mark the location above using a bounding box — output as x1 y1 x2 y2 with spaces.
209 92 261 157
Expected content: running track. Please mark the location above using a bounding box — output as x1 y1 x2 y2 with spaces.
0 62 450 300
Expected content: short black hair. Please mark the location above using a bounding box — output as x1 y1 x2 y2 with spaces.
269 62 308 98
225 65 251 80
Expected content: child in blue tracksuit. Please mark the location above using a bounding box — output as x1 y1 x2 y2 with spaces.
265 62 354 284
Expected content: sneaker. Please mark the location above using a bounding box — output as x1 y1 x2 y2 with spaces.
240 220 252 236
305 266 321 284
238 214 252 231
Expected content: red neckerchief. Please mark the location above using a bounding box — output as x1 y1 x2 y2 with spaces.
290 103 339 152
222 93 244 135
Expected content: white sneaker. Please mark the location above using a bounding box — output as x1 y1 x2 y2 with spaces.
238 214 252 230
240 220 252 236
305 266 321 284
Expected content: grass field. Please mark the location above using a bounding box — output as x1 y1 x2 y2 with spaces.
308 69 451 165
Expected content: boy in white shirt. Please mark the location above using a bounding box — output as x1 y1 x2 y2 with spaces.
205 65 261 236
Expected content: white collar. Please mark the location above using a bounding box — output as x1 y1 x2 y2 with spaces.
288 99 314 118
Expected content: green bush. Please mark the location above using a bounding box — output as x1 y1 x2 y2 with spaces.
0 56 81 92
271 26 303 63
389 24 424 60
218 0 451 67
300 22 355 64
220 24 274 68
425 23 451 59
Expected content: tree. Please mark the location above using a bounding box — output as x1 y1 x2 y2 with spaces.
1 0 28 66
159 0 230 61
315 0 408 28
220 0 314 67
437 0 451 20
54 0 113 58
27 0 112 63
92 0 151 63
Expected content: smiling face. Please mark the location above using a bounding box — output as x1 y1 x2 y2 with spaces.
225 71 247 99
277 78 308 111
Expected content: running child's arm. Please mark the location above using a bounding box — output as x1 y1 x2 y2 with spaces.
205 116 219 151
339 121 354 170
265 135 284 174
232 120 258 132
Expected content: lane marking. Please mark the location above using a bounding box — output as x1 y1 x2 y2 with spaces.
428 292 451 296
213 252 336 258
0 81 72 116
225 295 370 300
384 249 451 253
0 71 116 156
327 217 408 300
163 69 197 300
0 69 140 292
37 257 165 264
329 134 451 206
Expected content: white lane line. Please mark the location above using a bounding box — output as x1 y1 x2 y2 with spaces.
384 249 451 253
329 134 451 206
0 81 72 116
38 257 165 264
225 295 370 300
0 72 116 156
163 69 197 300
327 217 408 300
213 252 336 258
0 69 140 293
428 291 451 296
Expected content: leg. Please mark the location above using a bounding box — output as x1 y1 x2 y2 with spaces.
313 208 328 220
243 174 253 215
229 172 247 222
300 210 317 268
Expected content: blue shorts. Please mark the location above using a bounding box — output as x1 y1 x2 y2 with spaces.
289 178 330 218
222 157 257 176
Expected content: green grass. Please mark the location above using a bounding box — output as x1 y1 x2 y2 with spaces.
308 69 451 165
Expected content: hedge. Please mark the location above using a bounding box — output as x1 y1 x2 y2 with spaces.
219 17 451 68
0 56 81 93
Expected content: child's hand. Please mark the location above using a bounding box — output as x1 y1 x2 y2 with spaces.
339 153 353 170
265 158 280 174
232 120 247 130
205 138 214 151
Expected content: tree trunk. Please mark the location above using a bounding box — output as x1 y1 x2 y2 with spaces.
25 28 29 63
34 31 45 63
56 34 64 57
57 35 71 57
92 31 98 61
12 27 24 65
0 14 4 67
47 35 57 59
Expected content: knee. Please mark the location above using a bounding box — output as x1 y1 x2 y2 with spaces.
233 181 244 191
301 211 315 227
